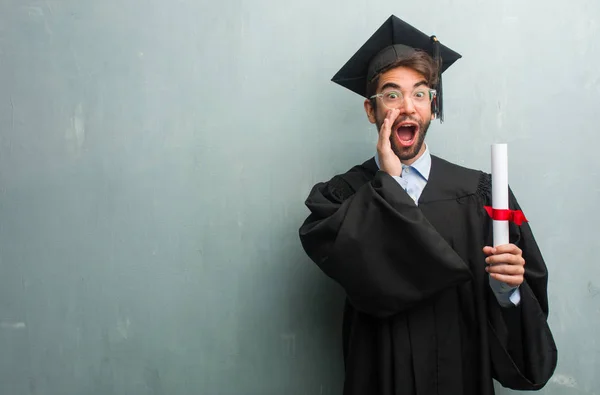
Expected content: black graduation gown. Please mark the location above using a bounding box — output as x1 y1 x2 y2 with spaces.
299 155 557 395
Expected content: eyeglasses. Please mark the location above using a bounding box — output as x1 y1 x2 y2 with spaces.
370 88 437 110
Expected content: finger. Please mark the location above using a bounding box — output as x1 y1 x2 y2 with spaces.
488 273 523 287
482 245 521 256
378 117 391 147
486 264 525 275
379 109 398 144
377 112 389 148
486 253 525 266
492 244 522 256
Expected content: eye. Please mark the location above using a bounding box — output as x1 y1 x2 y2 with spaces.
385 91 401 100
414 91 426 99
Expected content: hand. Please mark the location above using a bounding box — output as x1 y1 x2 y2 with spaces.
483 244 525 287
377 109 402 177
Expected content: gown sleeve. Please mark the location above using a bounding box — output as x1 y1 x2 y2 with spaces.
299 169 473 318
480 174 558 390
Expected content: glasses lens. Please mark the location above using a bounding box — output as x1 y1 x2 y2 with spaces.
382 90 403 108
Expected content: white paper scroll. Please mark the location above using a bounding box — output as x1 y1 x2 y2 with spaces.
491 144 509 247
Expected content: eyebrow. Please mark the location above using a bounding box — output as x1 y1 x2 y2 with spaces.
380 80 428 91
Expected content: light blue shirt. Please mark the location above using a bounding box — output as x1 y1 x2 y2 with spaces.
374 145 521 307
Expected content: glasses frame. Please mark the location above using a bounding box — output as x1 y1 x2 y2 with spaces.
370 88 437 110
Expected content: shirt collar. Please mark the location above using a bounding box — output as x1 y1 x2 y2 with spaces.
374 144 431 181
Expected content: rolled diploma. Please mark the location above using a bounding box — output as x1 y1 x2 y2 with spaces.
491 144 509 247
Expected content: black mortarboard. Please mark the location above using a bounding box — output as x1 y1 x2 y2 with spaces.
331 15 462 121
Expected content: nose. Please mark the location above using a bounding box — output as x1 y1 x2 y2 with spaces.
398 96 416 115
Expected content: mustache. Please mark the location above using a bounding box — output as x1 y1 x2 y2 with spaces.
392 116 421 128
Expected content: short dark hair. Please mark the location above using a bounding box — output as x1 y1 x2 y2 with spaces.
366 50 440 109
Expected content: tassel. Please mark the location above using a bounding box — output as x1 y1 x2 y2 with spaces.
431 36 443 123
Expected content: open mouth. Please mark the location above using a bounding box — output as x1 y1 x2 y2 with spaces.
394 122 419 147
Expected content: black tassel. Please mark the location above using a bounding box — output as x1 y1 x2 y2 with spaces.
431 35 443 123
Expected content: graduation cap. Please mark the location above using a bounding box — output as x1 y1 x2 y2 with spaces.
331 15 462 122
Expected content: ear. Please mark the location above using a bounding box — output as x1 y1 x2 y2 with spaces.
364 99 376 124
431 113 435 121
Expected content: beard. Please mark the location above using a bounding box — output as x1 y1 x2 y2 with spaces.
376 114 431 162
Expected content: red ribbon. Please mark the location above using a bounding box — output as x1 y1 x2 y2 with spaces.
484 206 528 226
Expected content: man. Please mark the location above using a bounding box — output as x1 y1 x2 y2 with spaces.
298 15 557 395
